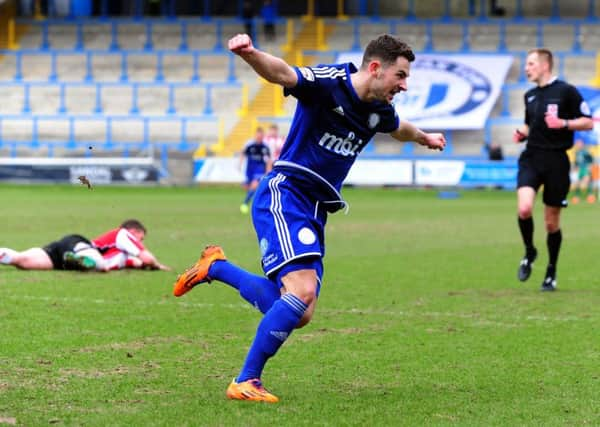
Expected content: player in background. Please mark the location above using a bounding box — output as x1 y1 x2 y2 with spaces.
239 127 272 214
264 123 285 161
570 139 595 204
513 48 593 291
172 33 445 403
0 219 170 272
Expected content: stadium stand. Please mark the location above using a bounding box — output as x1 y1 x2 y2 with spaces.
0 0 598 182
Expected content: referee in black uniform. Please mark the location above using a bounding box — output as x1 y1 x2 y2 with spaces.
514 48 593 291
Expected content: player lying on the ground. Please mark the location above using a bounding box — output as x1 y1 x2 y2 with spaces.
0 219 170 272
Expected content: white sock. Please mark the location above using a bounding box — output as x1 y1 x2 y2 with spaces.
0 248 17 264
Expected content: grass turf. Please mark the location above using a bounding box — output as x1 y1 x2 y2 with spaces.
0 184 599 426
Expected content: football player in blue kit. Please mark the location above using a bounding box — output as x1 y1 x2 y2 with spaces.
173 33 446 402
240 127 272 214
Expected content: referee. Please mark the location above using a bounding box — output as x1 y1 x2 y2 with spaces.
514 48 593 291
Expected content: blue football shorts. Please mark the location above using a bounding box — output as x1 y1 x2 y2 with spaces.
245 170 265 185
252 171 326 290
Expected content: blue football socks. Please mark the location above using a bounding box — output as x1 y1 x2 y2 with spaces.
208 260 280 313
243 189 255 204
237 293 307 382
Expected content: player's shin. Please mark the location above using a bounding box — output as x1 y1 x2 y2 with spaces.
209 260 280 313
236 293 307 382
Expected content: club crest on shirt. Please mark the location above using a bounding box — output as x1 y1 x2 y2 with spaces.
368 113 380 129
546 103 558 117
260 238 269 256
299 67 315 82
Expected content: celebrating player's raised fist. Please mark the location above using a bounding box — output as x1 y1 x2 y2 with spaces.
425 132 446 151
228 34 254 55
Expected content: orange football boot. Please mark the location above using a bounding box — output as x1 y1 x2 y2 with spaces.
173 245 226 297
226 378 279 403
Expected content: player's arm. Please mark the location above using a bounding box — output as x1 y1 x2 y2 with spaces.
138 249 171 271
545 114 593 130
390 120 445 151
239 151 246 171
545 87 594 130
228 34 297 88
264 147 273 172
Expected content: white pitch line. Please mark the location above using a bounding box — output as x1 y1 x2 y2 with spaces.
4 294 598 323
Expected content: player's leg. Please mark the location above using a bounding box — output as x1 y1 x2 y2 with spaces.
517 186 538 281
7 247 54 270
0 248 20 267
541 206 561 291
63 241 103 271
540 151 570 291
228 265 319 403
228 173 326 402
571 171 581 204
59 236 98 271
173 246 281 314
580 172 594 202
242 178 259 211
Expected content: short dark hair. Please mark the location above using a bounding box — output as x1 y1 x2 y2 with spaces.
120 219 146 234
528 48 553 71
361 34 415 69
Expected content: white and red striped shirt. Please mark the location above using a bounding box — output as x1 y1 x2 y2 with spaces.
92 228 145 258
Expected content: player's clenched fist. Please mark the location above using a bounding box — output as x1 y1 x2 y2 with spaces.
228 34 254 55
425 132 446 151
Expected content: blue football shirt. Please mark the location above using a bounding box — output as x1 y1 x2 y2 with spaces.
276 62 399 198
244 141 270 175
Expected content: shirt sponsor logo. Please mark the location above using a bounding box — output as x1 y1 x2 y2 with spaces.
262 253 278 267
317 131 364 157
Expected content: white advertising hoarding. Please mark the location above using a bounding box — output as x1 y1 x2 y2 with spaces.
336 52 513 130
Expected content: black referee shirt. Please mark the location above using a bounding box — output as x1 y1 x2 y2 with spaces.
523 78 591 151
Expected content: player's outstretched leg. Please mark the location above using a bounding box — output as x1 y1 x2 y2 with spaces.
173 246 281 313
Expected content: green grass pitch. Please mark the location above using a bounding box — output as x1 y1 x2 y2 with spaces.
1 184 599 426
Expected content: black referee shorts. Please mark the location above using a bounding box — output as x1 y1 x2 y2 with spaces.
43 234 93 270
517 149 570 207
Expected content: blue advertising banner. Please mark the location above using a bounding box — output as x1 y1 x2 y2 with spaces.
575 87 600 146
